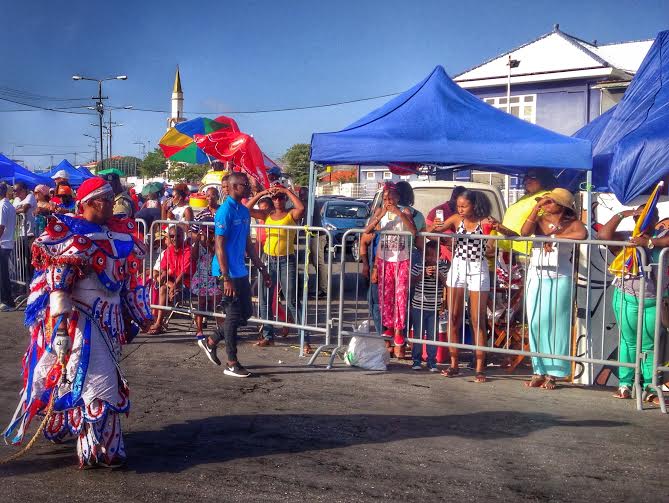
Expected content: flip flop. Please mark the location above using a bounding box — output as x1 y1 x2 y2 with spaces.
147 325 166 335
524 375 546 388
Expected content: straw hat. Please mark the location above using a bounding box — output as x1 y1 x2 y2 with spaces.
537 188 575 209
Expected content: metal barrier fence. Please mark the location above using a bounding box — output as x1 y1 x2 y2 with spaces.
648 247 669 414
76 215 666 413
9 213 30 306
145 219 335 357
325 228 663 412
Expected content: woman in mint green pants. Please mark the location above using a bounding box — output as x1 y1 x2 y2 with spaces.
519 189 587 390
598 206 668 400
612 289 657 393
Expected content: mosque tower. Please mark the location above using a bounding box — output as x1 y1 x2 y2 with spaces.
167 66 185 130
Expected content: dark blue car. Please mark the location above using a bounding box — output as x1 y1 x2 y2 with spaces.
320 199 370 256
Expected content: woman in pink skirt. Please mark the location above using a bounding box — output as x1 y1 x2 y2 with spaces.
364 184 416 357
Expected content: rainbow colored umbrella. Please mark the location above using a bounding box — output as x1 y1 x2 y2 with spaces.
159 116 239 164
609 180 664 276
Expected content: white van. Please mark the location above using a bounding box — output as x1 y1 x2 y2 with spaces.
369 180 507 222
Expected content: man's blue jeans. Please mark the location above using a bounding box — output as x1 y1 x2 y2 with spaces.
411 307 438 368
259 254 302 341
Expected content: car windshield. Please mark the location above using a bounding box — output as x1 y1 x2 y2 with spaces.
326 203 370 219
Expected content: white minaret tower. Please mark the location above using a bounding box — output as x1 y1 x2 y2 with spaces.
167 66 185 130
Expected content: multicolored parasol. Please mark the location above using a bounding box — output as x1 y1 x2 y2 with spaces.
609 180 664 276
159 116 240 164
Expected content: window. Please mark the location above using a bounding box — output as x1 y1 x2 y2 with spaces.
366 171 376 181
383 171 392 180
484 94 536 123
326 203 370 219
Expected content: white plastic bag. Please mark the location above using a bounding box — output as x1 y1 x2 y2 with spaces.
344 321 390 371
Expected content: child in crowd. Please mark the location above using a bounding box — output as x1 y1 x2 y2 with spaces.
429 190 495 382
410 241 449 371
190 226 221 341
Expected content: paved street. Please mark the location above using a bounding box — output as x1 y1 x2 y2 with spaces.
0 311 667 502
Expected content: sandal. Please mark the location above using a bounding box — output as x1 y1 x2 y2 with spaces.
524 375 546 388
146 325 166 335
195 332 205 340
441 367 460 378
474 372 487 383
613 386 632 399
541 376 557 390
303 344 314 355
643 390 658 403
393 345 405 359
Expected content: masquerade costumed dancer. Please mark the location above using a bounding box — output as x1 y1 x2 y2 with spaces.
3 177 152 468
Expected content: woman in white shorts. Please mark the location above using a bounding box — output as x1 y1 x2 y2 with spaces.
429 190 494 382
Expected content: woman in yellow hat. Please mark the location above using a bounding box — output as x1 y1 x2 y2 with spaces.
519 188 586 390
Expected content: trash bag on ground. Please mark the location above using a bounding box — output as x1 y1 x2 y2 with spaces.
344 321 389 371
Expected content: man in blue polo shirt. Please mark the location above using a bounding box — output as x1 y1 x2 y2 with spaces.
199 172 271 377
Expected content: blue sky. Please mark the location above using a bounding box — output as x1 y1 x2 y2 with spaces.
0 0 667 170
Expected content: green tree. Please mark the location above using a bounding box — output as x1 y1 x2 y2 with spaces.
139 148 168 178
280 143 312 186
168 163 210 183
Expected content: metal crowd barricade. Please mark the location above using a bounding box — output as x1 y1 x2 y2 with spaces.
648 247 669 414
329 228 653 411
9 213 30 306
146 219 334 355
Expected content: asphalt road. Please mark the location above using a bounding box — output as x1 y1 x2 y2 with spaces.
0 311 667 503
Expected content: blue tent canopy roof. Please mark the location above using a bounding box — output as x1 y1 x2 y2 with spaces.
47 159 93 188
589 30 669 204
311 65 592 173
0 154 54 188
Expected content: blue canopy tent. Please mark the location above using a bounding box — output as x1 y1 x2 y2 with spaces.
0 153 16 180
0 154 54 188
570 30 669 205
48 159 93 188
76 165 96 178
311 65 591 173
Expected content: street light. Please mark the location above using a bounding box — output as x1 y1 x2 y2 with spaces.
72 74 128 170
83 133 98 162
505 55 521 206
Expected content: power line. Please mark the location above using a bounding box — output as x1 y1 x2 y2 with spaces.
0 96 95 115
17 151 95 157
0 85 91 102
6 143 89 148
114 92 400 115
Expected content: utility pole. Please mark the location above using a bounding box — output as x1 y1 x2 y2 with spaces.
72 74 127 172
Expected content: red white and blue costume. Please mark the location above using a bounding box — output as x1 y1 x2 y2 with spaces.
3 213 151 467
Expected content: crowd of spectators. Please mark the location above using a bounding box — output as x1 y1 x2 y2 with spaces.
0 167 666 401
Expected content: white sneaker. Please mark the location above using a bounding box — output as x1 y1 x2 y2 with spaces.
429 366 440 373
411 364 422 371
0 303 14 312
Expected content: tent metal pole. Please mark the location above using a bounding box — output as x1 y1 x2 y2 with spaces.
585 169 593 237
306 161 315 226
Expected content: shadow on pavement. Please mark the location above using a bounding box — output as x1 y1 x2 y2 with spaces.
0 411 626 475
